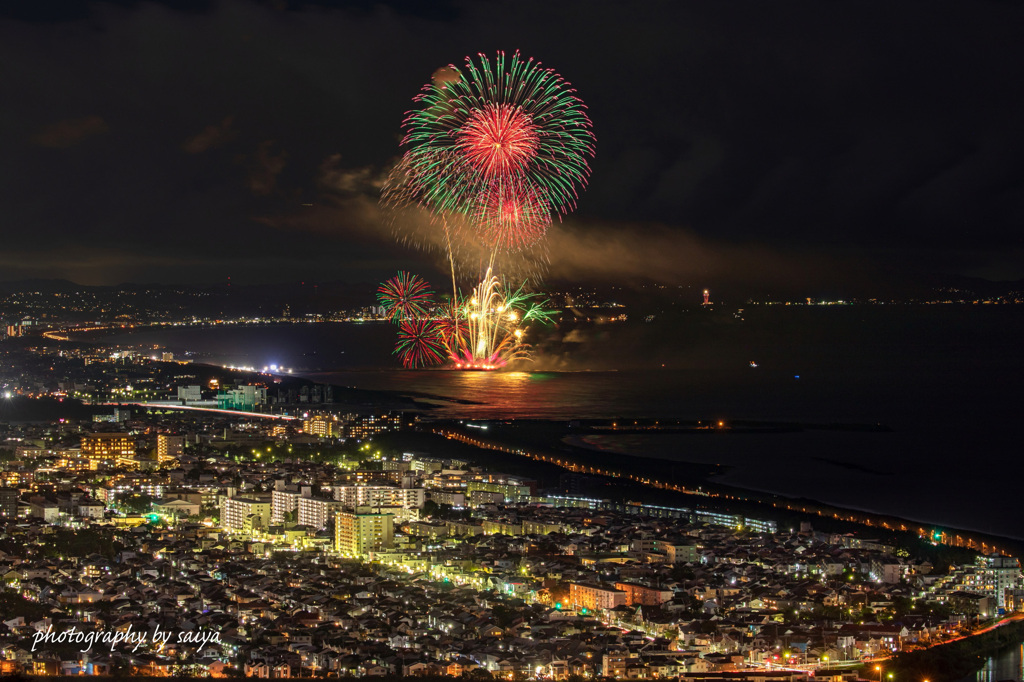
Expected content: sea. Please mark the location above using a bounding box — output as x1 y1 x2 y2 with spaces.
95 304 1024 541
963 643 1024 682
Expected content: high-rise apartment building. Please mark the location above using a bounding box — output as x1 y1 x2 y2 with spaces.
332 485 425 509
303 415 339 438
335 511 393 557
271 486 312 523
978 555 1022 608
0 488 18 518
156 434 184 463
81 433 135 462
297 497 344 530
221 497 271 534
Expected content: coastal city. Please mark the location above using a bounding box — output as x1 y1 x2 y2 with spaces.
0 333 1022 679
1 280 1021 335
3 2 1024 681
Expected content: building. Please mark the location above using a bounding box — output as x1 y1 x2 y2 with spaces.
615 582 674 606
217 385 267 411
430 491 467 507
1 469 33 488
77 497 105 519
177 385 202 402
345 413 402 439
271 485 312 523
466 481 532 504
0 487 18 518
81 433 135 462
978 555 1022 608
522 520 572 535
333 485 425 510
156 434 185 463
221 496 271 534
630 539 701 564
303 415 340 438
93 407 129 423
568 582 626 612
153 498 201 519
28 500 59 523
405 521 448 541
482 520 523 536
335 511 394 557
297 496 345 530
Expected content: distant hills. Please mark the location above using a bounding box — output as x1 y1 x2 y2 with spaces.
0 273 1020 325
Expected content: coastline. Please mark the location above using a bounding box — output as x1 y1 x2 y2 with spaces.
408 420 1024 555
63 320 1024 548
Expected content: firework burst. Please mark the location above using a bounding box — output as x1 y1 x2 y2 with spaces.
398 50 595 225
377 51 591 370
377 271 434 321
394 318 447 368
452 269 556 369
457 103 540 179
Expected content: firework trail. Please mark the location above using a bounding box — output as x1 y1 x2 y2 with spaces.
451 270 556 369
474 181 551 252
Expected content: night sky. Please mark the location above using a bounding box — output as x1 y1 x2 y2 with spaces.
2 0 1023 293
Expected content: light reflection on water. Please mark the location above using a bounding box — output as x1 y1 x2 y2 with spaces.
961 643 1024 682
308 361 1024 542
95 313 1024 540
318 366 837 421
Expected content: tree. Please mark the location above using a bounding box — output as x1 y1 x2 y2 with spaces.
114 492 155 514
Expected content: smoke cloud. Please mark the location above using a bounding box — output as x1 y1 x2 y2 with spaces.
183 116 237 154
31 116 108 148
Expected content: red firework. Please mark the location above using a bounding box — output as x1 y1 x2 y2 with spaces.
377 271 434 321
456 103 539 179
394 319 447 368
474 181 551 251
450 348 506 371
435 310 467 359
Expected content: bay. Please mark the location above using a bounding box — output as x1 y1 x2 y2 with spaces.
95 305 1024 540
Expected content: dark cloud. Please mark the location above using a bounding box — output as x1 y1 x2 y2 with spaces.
31 116 108 148
0 0 1022 287
183 116 237 153
317 154 387 195
245 141 287 195
0 1 215 23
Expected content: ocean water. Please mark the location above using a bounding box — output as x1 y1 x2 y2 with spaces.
96 305 1024 540
960 643 1024 682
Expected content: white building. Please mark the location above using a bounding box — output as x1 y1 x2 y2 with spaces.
29 501 59 523
335 511 394 557
221 497 271 534
77 498 105 519
271 486 312 523
297 497 345 530
333 485 425 510
429 491 467 507
177 385 202 402
979 555 1023 608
